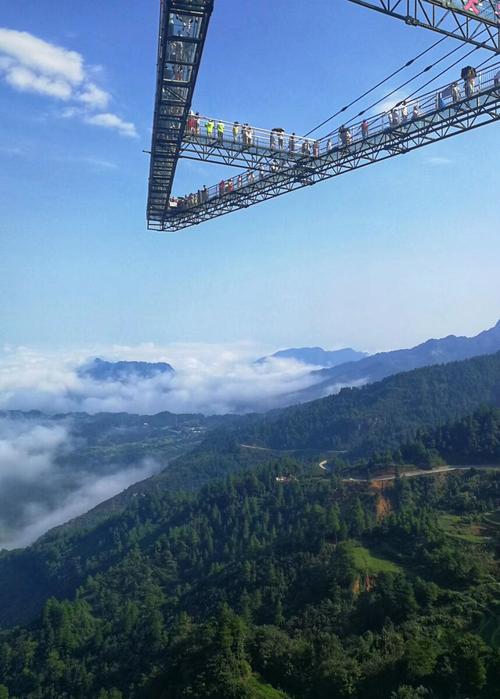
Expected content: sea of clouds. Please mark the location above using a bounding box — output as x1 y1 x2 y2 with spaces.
0 415 159 550
0 342 323 416
0 342 327 549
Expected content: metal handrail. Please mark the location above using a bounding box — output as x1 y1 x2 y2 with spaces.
170 62 500 210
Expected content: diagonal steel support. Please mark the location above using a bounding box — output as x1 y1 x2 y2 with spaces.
179 137 303 170
348 0 500 52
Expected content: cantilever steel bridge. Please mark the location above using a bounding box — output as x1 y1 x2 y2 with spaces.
147 0 500 232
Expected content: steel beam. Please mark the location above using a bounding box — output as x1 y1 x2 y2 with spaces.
348 0 500 52
147 0 214 230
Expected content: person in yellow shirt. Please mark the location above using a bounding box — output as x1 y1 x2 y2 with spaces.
217 121 225 143
205 119 215 139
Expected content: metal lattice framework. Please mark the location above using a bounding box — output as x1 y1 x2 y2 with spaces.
161 72 500 231
348 0 500 52
147 0 214 230
147 1 500 232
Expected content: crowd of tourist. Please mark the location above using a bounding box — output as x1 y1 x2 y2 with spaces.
169 65 497 212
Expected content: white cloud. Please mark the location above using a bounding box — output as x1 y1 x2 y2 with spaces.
2 458 159 550
77 82 110 109
5 65 72 99
0 414 161 550
85 112 138 138
0 28 84 83
80 156 118 170
424 156 454 166
0 27 136 137
0 420 68 484
0 343 323 416
0 344 335 548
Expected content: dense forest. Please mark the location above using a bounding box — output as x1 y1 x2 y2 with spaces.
1 355 500 697
362 406 500 474
0 459 499 697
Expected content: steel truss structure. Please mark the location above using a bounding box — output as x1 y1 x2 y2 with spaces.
348 0 500 52
147 0 214 230
160 80 500 231
180 135 307 170
147 1 500 232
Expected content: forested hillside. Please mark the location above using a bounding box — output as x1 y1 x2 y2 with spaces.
295 319 500 402
235 352 500 455
1 355 500 698
364 407 500 472
0 463 499 698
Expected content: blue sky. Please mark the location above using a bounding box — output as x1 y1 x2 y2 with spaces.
1 0 499 354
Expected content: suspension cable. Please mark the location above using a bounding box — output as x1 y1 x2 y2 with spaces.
304 33 450 137
384 43 493 117
328 30 491 135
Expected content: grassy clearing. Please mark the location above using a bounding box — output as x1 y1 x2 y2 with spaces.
247 675 290 698
350 543 402 575
438 514 490 544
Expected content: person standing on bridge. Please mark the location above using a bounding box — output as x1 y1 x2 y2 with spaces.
462 66 477 98
187 111 196 136
361 119 369 138
217 120 225 143
288 133 296 153
270 130 276 150
436 92 446 110
451 82 461 103
205 118 215 140
401 101 408 122
232 121 240 143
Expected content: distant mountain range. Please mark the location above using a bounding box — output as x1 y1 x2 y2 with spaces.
78 358 175 382
257 346 368 367
292 319 500 403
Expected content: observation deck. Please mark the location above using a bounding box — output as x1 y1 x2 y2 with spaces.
160 64 500 231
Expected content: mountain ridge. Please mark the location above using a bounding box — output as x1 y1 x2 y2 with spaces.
257 346 368 367
293 319 500 402
78 357 175 382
